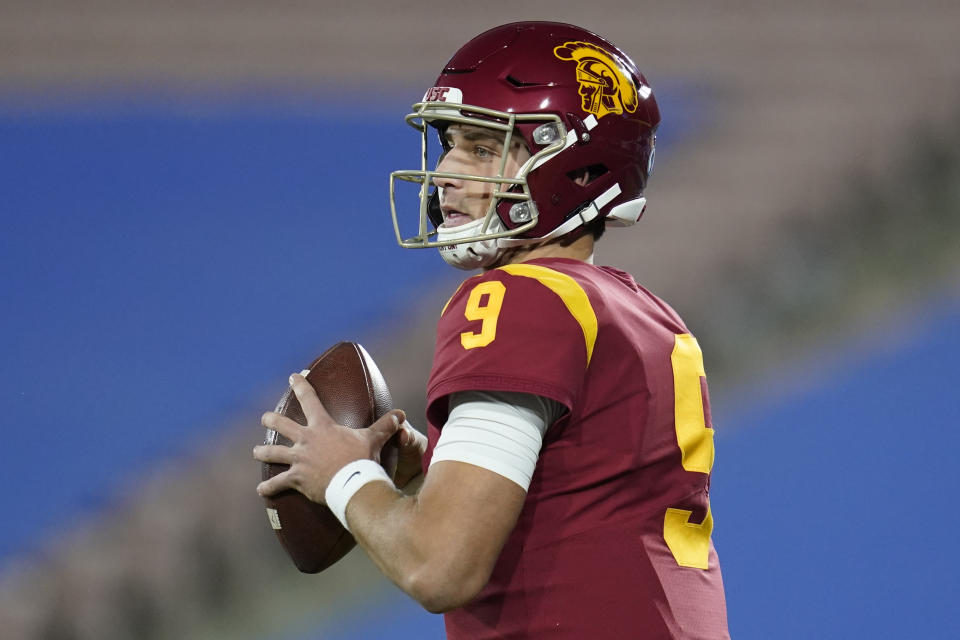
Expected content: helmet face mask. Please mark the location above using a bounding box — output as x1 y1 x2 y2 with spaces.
390 101 567 250
389 21 660 268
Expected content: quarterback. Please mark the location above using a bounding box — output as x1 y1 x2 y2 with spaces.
254 21 729 639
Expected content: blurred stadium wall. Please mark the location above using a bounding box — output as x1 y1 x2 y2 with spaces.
1 1 958 638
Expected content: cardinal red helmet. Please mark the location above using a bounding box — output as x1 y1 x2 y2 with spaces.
390 21 660 268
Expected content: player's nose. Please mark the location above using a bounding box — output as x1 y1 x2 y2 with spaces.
432 151 465 189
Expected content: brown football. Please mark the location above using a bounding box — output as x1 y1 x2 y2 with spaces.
261 341 398 573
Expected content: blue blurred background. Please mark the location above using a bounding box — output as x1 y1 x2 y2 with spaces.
1 2 958 638
0 103 439 562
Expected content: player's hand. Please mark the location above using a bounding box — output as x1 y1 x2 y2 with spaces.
253 373 404 503
394 421 427 490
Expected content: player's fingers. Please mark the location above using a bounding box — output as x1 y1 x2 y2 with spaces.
368 410 405 448
261 411 301 440
397 424 412 447
257 469 295 497
252 444 296 466
396 420 416 448
400 420 427 452
289 373 333 426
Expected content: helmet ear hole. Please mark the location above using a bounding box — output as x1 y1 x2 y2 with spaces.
568 164 609 187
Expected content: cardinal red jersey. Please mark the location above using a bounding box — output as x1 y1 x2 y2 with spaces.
424 258 729 639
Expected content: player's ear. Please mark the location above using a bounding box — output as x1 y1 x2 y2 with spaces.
570 168 590 187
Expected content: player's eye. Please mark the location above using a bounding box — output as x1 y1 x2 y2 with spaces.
474 146 495 159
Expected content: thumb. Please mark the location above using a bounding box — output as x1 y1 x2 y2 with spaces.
367 409 405 448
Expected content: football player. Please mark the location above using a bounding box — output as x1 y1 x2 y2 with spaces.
255 21 729 638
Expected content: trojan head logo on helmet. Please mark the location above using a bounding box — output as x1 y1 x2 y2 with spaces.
389 22 660 270
553 41 640 119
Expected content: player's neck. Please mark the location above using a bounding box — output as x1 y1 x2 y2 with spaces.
490 234 595 270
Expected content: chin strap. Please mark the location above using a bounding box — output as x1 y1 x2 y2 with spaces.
435 194 646 270
436 217 506 270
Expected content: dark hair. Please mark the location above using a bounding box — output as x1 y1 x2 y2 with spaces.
586 216 606 241
557 215 605 246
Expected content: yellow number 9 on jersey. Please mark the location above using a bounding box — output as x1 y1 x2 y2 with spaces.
461 281 507 349
664 333 716 569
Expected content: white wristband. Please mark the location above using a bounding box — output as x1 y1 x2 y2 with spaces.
325 459 393 531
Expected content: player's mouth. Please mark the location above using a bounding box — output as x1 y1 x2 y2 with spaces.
440 207 475 228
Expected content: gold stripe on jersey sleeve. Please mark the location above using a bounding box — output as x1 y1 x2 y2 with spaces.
497 263 597 366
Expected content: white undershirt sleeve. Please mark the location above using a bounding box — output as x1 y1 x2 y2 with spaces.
429 390 565 491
